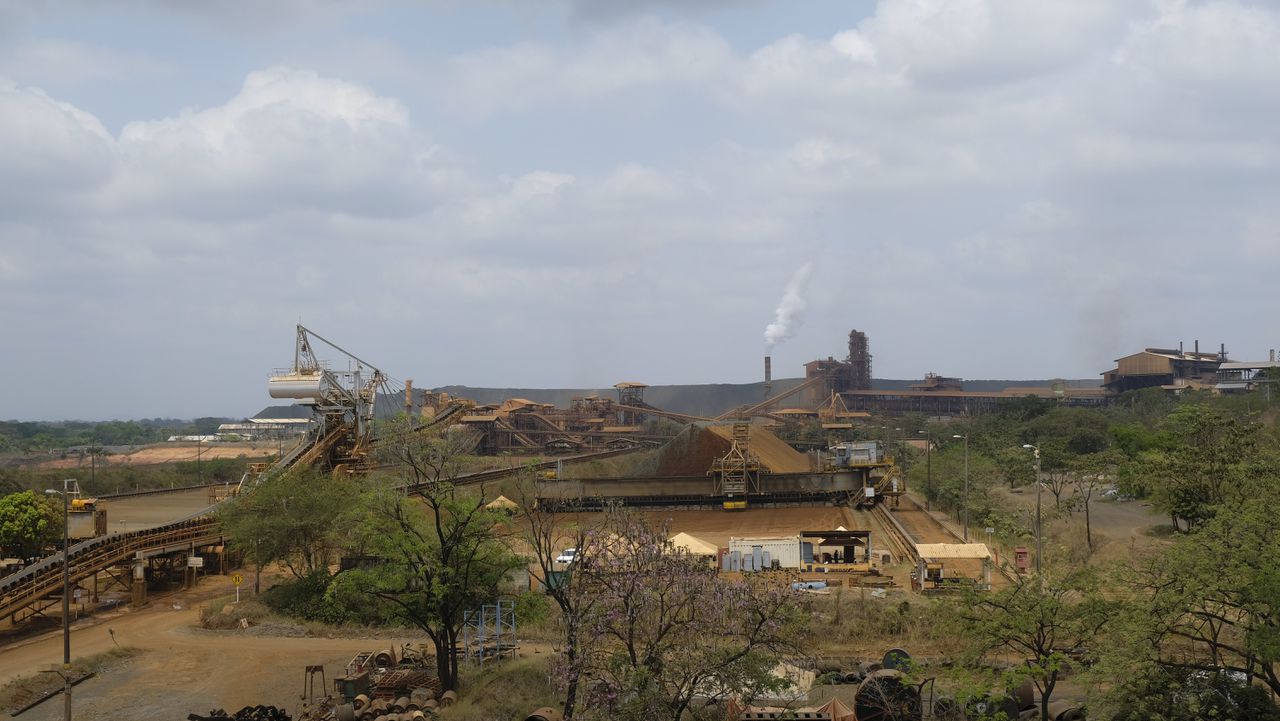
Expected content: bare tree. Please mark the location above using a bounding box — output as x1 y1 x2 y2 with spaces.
563 510 805 721
517 485 603 721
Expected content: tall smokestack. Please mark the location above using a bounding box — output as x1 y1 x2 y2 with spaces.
404 379 413 417
1194 340 1200 376
764 356 773 400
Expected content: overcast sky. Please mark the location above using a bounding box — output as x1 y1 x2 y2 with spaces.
2 0 1278 421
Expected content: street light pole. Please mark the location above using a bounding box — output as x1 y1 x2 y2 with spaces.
45 479 74 721
1023 444 1043 576
953 434 969 541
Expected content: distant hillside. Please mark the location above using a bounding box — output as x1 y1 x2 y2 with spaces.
431 380 808 419
253 377 1102 421
431 377 1101 418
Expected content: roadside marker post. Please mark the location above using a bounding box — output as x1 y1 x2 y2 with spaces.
231 572 244 603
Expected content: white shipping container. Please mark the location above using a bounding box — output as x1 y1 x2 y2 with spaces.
728 536 802 569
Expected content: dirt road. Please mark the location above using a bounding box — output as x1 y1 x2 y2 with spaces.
36 443 276 469
0 580 422 721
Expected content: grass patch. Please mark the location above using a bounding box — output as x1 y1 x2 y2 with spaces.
0 647 140 712
198 595 275 630
447 655 560 721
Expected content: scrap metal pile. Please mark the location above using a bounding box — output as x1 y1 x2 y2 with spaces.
188 705 291 721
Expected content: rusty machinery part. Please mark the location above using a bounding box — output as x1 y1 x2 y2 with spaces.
188 706 291 721
931 697 964 721
854 668 923 721
373 649 397 667
391 697 409 713
966 680 1036 721
334 704 356 721
524 708 564 721
353 695 370 710
409 687 437 707
882 647 912 671
1045 701 1087 721
1010 679 1036 711
439 690 458 707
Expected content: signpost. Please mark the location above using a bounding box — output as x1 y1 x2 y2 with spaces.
231 572 244 604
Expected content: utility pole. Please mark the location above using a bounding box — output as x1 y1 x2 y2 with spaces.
44 479 74 721
1023 444 1043 579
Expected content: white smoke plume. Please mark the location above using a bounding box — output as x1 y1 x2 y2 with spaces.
763 262 813 352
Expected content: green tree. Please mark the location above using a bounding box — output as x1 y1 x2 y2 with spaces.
1135 406 1270 531
218 468 355 579
953 568 1113 721
1069 450 1122 553
1114 479 1280 698
331 421 522 692
0 490 61 559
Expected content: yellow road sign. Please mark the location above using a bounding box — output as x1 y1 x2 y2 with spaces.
231 573 244 586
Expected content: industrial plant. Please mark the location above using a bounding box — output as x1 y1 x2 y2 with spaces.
2 321 1274 721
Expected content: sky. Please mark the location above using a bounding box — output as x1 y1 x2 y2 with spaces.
2 0 1278 421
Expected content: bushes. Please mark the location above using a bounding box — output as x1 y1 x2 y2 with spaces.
1105 668 1280 721
260 572 347 624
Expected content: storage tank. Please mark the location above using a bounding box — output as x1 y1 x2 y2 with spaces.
268 372 328 400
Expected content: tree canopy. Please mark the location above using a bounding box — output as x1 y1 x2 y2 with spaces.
0 490 61 559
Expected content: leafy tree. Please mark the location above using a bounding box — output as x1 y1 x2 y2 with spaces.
1064 452 1111 553
953 568 1113 721
1135 406 1270 531
218 468 355 580
0 490 61 559
565 511 805 721
1116 480 1280 698
908 443 999 524
991 445 1035 490
1103 666 1280 721
994 396 1055 423
331 421 522 691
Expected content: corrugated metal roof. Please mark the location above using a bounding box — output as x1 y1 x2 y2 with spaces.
916 543 993 559
1220 361 1280 370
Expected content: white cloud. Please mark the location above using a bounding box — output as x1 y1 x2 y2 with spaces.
0 79 114 215
108 66 449 217
4 1 1280 418
0 38 167 87
444 18 734 115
